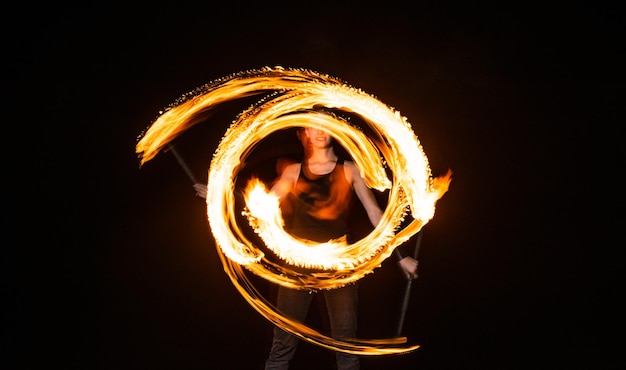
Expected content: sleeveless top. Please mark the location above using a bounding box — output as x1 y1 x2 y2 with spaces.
288 158 354 243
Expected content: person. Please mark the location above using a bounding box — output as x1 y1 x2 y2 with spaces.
193 125 418 370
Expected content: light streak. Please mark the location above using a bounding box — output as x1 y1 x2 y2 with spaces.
136 66 452 355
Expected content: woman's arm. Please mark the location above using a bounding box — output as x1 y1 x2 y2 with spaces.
345 161 419 278
344 161 383 228
271 162 300 199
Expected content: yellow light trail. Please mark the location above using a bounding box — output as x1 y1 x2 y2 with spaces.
136 66 452 355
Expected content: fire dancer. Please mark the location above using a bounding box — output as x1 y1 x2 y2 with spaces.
194 125 418 370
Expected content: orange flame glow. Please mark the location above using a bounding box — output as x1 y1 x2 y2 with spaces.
136 66 452 355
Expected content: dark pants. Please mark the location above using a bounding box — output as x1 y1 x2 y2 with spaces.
264 284 359 370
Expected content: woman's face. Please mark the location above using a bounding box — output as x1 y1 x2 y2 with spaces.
302 127 332 149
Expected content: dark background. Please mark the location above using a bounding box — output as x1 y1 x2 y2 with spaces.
6 2 620 369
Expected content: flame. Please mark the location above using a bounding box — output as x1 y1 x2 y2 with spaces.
136 66 452 355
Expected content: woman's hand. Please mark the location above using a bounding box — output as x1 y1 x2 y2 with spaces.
193 183 208 199
398 256 419 280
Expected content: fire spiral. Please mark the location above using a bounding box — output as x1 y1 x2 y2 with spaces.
136 66 451 355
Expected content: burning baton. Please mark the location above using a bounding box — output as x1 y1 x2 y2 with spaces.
136 66 452 355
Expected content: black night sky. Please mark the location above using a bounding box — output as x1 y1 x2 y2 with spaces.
7 2 620 369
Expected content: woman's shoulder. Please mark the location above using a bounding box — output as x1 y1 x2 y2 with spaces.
341 160 360 182
342 159 357 171
282 161 302 177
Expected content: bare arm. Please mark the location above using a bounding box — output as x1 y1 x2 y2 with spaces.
345 161 419 279
271 162 300 199
344 161 383 228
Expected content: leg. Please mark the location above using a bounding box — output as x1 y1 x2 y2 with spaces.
324 283 359 370
265 287 314 370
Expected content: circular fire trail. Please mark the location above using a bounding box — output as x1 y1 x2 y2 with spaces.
136 66 451 355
